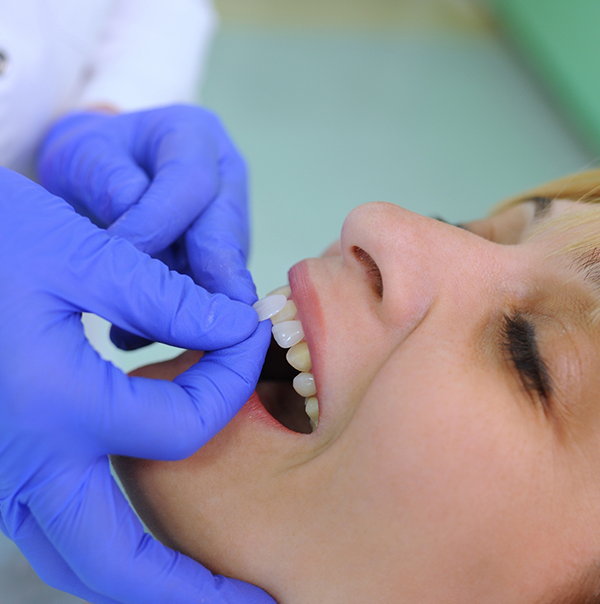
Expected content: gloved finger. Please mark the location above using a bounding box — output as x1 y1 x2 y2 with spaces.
172 320 271 437
0 170 238 352
52 208 259 351
108 236 193 352
107 113 222 255
8 509 124 604
38 114 150 226
31 458 276 604
70 145 151 226
109 324 153 351
91 321 271 460
186 150 256 305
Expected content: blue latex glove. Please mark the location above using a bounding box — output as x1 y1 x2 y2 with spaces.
37 105 255 351
0 167 275 603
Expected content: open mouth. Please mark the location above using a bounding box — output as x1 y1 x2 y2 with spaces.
253 247 381 434
254 286 319 434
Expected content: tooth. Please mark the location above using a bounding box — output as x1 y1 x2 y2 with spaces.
286 341 311 372
305 396 319 429
271 299 297 325
267 285 291 298
293 372 316 397
272 320 304 348
253 294 287 321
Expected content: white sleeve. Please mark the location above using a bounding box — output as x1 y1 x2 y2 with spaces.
77 0 218 111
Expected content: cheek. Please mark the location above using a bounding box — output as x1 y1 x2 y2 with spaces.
336 352 561 574
321 239 341 257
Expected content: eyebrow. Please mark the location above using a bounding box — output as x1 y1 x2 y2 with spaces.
569 247 600 290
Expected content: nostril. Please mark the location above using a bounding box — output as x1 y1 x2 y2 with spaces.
352 246 383 298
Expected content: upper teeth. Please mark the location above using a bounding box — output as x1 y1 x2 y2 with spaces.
272 321 304 348
286 341 311 372
271 300 297 324
253 286 319 431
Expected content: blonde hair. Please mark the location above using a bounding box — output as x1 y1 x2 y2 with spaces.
492 169 600 216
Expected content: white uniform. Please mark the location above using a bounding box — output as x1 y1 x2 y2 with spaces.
0 0 217 177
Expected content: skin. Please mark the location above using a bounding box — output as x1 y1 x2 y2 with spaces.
114 199 600 604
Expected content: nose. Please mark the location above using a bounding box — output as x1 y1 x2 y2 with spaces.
339 201 497 328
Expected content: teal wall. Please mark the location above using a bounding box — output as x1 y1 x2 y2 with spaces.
485 0 600 152
85 19 593 373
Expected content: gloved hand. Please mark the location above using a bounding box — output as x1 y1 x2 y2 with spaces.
37 104 254 350
0 167 275 603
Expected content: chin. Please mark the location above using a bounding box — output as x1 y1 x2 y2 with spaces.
112 381 316 603
113 405 266 575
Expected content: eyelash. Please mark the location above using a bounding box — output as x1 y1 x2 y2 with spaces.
501 313 552 411
530 196 553 219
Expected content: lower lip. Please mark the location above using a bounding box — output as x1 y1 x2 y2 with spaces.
239 391 283 428
239 391 309 436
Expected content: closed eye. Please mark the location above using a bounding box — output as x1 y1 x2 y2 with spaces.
502 313 552 412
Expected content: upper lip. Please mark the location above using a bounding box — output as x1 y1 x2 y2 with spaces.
288 259 326 428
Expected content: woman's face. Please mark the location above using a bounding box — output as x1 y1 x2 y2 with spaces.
115 199 600 604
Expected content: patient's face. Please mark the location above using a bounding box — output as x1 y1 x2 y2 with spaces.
115 198 600 604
